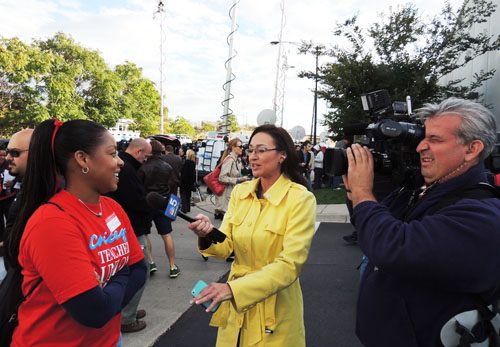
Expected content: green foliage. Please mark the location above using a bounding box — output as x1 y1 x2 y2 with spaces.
201 122 216 133
217 114 240 133
114 62 160 136
0 32 160 137
170 116 195 139
300 0 500 139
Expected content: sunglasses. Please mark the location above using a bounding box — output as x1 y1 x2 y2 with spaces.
6 148 29 158
234 145 243 148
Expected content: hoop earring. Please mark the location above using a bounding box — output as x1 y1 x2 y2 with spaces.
82 167 89 174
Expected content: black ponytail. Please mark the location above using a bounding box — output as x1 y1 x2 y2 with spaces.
6 119 107 268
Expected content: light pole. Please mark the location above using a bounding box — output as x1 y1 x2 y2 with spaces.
279 56 294 128
312 45 321 146
271 41 322 144
154 1 166 134
270 40 300 128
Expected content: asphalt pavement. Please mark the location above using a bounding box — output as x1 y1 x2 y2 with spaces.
153 222 364 347
122 193 362 347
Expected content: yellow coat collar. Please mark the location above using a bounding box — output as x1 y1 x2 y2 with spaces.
237 174 294 206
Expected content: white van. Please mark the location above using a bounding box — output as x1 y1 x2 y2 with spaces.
196 133 227 176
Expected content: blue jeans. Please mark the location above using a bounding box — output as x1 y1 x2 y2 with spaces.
121 235 149 325
360 255 369 279
333 176 342 188
0 257 6 281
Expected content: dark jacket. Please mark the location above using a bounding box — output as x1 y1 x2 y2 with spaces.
296 149 311 175
138 155 174 196
1 189 21 262
350 163 500 347
107 152 151 236
180 159 196 193
162 153 182 179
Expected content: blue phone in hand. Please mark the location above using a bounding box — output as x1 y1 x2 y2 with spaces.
191 280 220 313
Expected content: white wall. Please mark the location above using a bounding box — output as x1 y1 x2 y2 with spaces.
440 1 500 126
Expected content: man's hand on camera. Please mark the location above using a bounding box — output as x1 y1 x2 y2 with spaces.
346 144 376 207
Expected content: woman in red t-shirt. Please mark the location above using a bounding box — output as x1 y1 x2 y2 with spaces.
6 119 147 347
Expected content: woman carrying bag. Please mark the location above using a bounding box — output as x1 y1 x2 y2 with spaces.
214 139 250 220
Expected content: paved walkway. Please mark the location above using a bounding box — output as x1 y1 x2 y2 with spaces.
123 197 350 347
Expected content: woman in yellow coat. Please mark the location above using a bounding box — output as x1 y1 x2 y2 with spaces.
189 124 316 347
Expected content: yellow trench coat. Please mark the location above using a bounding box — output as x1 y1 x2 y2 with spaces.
200 174 316 347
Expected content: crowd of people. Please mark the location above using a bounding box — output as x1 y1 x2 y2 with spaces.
1 97 500 346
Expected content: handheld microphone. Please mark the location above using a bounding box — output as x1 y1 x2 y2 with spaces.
146 192 226 243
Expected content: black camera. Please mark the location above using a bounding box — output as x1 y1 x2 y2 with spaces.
324 90 424 188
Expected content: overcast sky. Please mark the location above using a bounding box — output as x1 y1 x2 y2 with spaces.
0 0 463 135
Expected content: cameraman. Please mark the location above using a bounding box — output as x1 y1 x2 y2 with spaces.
344 98 500 347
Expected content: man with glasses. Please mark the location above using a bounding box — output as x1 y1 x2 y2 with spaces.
1 129 33 271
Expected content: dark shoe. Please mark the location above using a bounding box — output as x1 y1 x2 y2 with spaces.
121 320 146 333
343 234 358 245
226 256 234 262
136 309 146 319
169 264 181 278
150 262 157 274
214 212 222 220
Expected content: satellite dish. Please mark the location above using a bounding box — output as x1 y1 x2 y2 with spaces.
290 126 306 141
257 109 277 126
319 131 328 142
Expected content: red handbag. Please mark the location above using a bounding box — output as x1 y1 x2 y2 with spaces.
203 158 231 196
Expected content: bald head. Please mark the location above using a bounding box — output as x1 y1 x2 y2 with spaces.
126 138 152 163
6 129 34 178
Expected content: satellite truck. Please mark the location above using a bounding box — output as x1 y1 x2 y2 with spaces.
194 132 248 177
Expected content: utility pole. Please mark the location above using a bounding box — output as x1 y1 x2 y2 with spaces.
154 1 166 134
312 46 319 145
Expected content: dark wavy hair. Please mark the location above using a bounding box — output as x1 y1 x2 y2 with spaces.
249 124 308 188
7 119 108 268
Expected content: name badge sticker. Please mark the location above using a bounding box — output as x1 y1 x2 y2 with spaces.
165 195 182 220
106 213 121 232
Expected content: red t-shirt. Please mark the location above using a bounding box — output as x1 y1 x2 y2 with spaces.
12 190 144 347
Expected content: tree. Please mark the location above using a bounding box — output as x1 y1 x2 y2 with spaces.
218 114 240 133
300 0 500 138
114 62 160 136
201 121 217 133
0 37 54 134
170 116 195 139
0 33 160 137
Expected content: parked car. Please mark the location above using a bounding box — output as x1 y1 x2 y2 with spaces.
148 134 181 153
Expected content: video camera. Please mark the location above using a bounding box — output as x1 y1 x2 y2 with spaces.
324 89 424 188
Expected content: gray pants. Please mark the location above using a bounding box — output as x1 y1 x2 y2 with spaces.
121 234 150 325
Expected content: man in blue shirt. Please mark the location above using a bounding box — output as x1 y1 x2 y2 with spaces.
344 98 500 347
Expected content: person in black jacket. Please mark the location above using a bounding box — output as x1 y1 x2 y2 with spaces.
1 129 33 266
180 149 197 213
163 145 182 195
107 137 152 333
138 140 180 278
